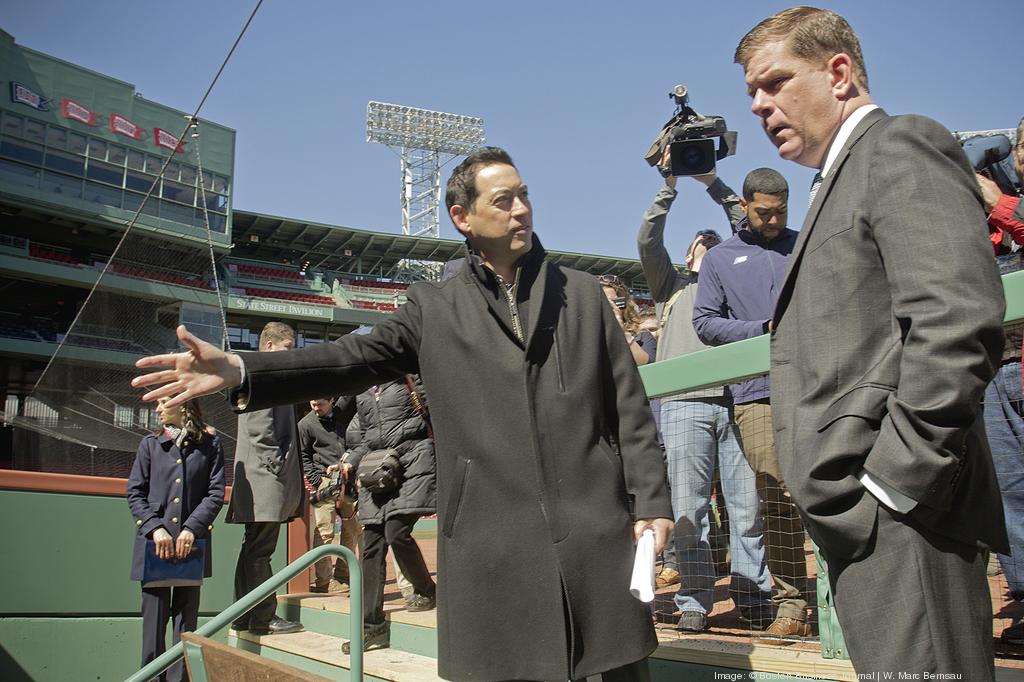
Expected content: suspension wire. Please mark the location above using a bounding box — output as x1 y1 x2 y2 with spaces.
193 118 232 351
30 0 264 393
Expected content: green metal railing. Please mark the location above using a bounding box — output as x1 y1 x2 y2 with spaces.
639 270 1024 395
125 544 361 682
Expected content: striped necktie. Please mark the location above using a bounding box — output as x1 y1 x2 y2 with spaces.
808 172 823 207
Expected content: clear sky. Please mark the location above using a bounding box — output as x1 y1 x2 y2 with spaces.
4 1 1019 264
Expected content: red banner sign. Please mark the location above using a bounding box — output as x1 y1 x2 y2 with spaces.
154 127 187 153
61 98 98 126
109 113 144 140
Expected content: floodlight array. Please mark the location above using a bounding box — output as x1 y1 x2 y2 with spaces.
367 101 485 155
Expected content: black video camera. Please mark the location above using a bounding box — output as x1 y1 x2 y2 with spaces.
646 85 737 177
959 133 1020 196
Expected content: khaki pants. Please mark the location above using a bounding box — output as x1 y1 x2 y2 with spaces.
734 399 808 620
311 476 361 587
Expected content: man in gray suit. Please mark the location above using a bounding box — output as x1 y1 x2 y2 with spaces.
735 7 1008 678
227 321 305 635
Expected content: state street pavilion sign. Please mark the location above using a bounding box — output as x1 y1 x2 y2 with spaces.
228 295 331 319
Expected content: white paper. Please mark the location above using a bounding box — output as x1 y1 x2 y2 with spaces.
629 528 656 603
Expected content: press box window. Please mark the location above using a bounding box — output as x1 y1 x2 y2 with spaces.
86 160 123 186
68 133 87 155
46 126 67 150
1 113 23 137
88 139 107 160
23 119 44 143
0 137 44 166
44 149 85 176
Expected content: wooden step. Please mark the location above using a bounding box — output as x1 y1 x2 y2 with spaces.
230 628 442 682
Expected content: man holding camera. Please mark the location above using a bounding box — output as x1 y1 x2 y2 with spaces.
637 155 775 635
736 7 1006 676
976 117 1024 251
299 396 360 594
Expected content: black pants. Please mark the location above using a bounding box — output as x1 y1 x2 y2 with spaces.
141 585 200 682
361 514 435 629
233 521 281 629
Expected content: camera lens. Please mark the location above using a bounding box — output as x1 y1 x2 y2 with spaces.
669 139 716 176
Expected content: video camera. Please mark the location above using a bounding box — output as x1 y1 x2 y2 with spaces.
958 132 1020 196
645 85 737 176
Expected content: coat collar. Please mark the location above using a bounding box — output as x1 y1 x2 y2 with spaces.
462 237 550 349
772 108 887 328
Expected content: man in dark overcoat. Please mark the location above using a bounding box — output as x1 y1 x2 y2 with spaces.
226 321 305 635
134 147 674 681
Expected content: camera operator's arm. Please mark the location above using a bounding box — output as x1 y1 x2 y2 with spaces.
977 173 1024 249
636 178 684 304
694 172 744 234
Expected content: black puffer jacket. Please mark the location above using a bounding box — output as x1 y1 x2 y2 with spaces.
345 376 435 525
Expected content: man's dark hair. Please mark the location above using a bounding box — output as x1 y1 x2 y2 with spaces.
742 167 789 201
445 147 516 217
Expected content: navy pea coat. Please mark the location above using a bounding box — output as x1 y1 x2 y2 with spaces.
127 430 226 580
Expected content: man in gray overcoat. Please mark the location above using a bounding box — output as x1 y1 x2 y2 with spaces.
226 321 305 636
736 7 1007 678
134 147 674 681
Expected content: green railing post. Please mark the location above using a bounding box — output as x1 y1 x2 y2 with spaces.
125 544 362 682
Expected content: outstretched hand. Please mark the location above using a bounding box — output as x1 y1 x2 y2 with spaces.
132 325 243 409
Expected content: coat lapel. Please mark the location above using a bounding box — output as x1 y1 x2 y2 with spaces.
773 108 887 327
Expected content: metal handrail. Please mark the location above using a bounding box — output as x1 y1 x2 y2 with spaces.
125 545 362 682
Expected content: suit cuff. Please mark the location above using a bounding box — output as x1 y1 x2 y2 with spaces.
859 469 917 514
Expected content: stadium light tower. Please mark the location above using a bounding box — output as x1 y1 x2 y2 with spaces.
367 101 485 280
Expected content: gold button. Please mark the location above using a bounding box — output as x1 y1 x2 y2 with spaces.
171 517 178 523
173 497 180 504
182 441 189 447
175 478 181 484
136 519 142 526
176 459 182 464
208 525 213 531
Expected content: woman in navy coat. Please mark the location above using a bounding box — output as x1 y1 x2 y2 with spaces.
127 397 225 682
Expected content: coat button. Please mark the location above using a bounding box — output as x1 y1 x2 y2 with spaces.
171 517 178 523
182 441 189 448
176 459 182 464
174 497 180 504
208 525 213 531
136 519 143 526
175 478 181 485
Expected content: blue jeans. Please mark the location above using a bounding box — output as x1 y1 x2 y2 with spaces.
984 360 1024 600
661 398 773 614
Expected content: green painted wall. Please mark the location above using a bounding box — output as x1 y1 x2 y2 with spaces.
0 489 285 615
0 616 227 682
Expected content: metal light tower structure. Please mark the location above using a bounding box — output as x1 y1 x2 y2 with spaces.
367 101 485 281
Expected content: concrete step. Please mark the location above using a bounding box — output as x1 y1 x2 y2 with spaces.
229 628 442 682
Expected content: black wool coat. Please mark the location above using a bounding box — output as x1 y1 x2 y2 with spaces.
344 376 436 525
127 430 226 580
232 240 672 681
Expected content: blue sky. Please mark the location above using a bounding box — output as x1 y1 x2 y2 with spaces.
4 1 1019 264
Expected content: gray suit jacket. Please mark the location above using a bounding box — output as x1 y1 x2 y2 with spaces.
769 108 1009 560
226 405 304 524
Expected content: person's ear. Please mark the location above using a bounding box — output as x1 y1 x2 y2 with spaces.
450 204 471 238
827 53 856 98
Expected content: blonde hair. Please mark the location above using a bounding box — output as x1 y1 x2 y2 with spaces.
735 6 869 92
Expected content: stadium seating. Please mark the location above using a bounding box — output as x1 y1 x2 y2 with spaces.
242 287 336 306
28 245 81 266
234 263 306 284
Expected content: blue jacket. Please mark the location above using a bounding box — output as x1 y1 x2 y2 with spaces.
127 430 226 581
692 222 797 403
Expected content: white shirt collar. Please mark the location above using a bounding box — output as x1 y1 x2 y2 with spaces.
821 104 879 176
